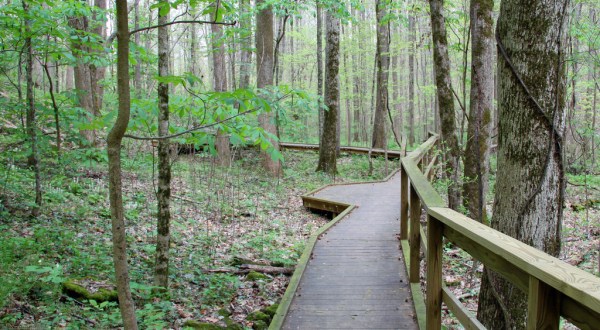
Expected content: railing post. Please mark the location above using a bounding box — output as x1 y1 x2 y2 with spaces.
426 215 442 330
527 276 559 330
400 166 409 240
409 185 421 283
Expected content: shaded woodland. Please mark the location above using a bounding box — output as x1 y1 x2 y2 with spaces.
0 0 598 328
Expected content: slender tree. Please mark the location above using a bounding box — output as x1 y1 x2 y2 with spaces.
428 0 461 210
108 0 138 327
316 1 324 142
372 0 390 149
408 6 416 146
238 0 252 88
316 10 340 174
212 4 232 166
462 0 493 223
256 0 281 175
477 0 568 328
23 1 42 217
154 1 171 291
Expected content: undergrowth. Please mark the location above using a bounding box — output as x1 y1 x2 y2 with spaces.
0 141 397 328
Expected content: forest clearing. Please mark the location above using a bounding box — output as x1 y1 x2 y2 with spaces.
1 0 599 329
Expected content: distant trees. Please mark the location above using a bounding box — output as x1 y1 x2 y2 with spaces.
477 0 568 327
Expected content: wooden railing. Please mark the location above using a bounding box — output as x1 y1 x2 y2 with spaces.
400 135 600 330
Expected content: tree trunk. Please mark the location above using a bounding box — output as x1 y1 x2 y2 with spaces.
462 0 493 224
154 2 172 291
428 0 461 210
255 0 280 175
90 0 107 116
316 2 324 143
351 10 362 143
408 10 416 146
238 0 251 88
108 0 138 327
212 6 231 167
316 11 340 175
372 0 390 149
341 24 352 146
477 0 568 328
23 1 42 218
133 0 142 95
392 46 401 141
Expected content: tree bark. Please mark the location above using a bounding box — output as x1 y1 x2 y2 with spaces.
341 24 352 146
408 9 416 146
154 2 171 291
316 11 340 175
477 0 568 328
462 0 493 224
255 0 281 175
108 0 138 327
238 0 252 88
23 1 42 218
212 5 232 167
316 2 324 143
428 0 461 210
372 0 390 149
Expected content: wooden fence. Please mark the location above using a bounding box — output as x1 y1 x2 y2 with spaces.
400 135 600 330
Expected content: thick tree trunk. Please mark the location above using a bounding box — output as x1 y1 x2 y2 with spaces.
477 1 568 328
316 11 340 175
462 0 493 224
428 0 461 210
372 0 390 149
23 2 41 218
108 0 138 327
408 11 416 146
255 0 280 175
212 7 232 167
154 4 171 291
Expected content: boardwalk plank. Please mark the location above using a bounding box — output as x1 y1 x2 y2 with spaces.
281 172 418 329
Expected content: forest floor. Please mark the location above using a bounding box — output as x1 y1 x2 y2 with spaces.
0 143 398 329
0 140 598 329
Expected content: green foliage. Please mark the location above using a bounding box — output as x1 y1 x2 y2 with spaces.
200 274 240 306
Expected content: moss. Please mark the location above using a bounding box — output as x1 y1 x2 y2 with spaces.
252 320 268 330
245 271 268 281
247 311 270 323
223 317 243 330
264 303 279 317
183 320 224 330
62 280 118 302
217 309 231 318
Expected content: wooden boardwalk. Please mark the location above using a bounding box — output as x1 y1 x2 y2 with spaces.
281 172 418 329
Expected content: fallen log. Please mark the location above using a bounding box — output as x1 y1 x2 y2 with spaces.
203 264 294 276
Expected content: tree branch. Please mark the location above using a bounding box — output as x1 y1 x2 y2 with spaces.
123 107 258 141
106 19 236 44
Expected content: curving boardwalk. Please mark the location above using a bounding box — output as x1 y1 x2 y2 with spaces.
282 172 418 329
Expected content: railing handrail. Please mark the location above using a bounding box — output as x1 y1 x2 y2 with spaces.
400 136 600 330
